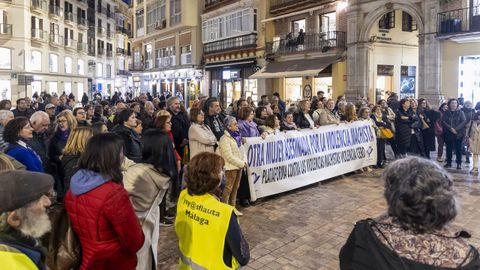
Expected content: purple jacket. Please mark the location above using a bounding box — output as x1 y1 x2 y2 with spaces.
238 120 260 138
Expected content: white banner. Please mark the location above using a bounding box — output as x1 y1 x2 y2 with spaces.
243 120 378 201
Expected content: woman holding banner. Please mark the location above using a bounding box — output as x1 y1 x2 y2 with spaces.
294 100 315 129
280 112 298 131
218 116 247 215
319 99 340 126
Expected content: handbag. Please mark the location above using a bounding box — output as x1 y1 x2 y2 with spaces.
378 127 394 139
44 203 81 270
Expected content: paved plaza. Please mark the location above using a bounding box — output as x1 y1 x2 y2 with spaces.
157 165 480 270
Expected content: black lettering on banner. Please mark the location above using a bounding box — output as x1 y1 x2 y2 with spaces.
182 198 223 226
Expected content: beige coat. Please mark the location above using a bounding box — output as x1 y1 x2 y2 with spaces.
319 109 340 126
218 131 244 171
468 120 480 155
123 163 170 270
188 123 217 158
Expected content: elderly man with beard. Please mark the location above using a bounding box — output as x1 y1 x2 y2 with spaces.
0 170 54 270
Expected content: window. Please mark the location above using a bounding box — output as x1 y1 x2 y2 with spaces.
48 81 58 95
379 11 395 29
136 9 144 37
65 56 72 74
292 19 305 36
170 0 181 26
202 8 256 43
402 11 417 32
78 59 84 75
64 82 72 95
31 16 43 37
31 51 42 71
106 64 111 78
320 12 336 33
0 48 11 69
97 62 103 77
134 49 141 68
49 53 58 72
145 43 152 69
147 0 166 33
181 45 191 65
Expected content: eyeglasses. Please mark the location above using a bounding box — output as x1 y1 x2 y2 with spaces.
57 119 67 123
77 112 86 115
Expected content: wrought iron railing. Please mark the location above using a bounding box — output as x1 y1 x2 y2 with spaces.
31 0 48 12
49 5 63 17
265 31 346 55
64 12 74 22
204 33 257 54
31 28 48 42
49 33 63 46
116 48 125 55
77 42 88 52
77 17 87 27
437 6 480 35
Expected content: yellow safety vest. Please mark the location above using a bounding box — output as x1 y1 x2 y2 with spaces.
0 244 39 270
175 189 240 270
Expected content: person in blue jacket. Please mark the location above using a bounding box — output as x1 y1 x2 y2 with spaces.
3 117 43 172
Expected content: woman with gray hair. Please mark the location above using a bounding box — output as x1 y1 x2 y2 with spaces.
340 157 480 269
218 116 246 215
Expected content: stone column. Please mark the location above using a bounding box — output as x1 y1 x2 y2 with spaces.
418 0 442 105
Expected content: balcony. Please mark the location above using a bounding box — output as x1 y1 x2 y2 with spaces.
204 33 257 54
437 6 480 37
49 5 63 19
88 45 95 56
49 33 63 47
77 17 88 29
265 31 346 56
205 0 236 11
0 24 12 36
106 50 113 57
97 27 106 36
77 42 88 53
106 30 113 39
77 0 87 6
31 29 48 43
106 10 114 20
116 47 125 55
117 70 131 76
270 0 321 15
31 0 48 14
181 52 192 65
156 56 176 68
64 12 74 24
64 39 77 50
97 47 105 56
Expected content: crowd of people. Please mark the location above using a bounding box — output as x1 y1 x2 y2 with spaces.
0 89 480 270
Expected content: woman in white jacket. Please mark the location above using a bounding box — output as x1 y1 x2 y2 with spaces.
218 116 246 215
123 129 176 270
467 111 480 175
188 108 217 158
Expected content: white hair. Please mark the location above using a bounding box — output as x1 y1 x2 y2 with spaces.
0 110 13 121
30 111 49 124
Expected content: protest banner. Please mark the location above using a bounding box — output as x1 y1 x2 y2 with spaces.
243 120 377 201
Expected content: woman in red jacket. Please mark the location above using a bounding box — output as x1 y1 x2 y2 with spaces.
65 133 145 270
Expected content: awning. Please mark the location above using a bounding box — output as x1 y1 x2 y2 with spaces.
249 55 339 79
204 58 256 69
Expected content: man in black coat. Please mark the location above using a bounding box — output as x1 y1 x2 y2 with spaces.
203 97 225 142
29 111 51 170
167 96 190 158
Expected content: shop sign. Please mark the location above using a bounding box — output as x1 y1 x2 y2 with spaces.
377 65 394 76
400 66 416 99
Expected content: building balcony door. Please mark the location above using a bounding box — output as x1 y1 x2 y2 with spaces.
471 0 480 31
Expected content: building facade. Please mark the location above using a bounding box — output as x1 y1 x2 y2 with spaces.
346 0 441 104
114 0 133 95
0 0 92 101
252 0 348 103
201 0 268 107
131 0 204 108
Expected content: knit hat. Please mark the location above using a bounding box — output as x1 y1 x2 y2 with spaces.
0 170 54 213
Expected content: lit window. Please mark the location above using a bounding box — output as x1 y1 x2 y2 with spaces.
0 48 12 69
31 51 42 71
49 54 58 72
97 63 103 77
78 59 84 75
65 56 72 74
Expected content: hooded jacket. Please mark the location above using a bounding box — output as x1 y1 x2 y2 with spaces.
65 169 144 270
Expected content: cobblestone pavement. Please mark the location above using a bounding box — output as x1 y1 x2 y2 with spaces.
157 165 480 270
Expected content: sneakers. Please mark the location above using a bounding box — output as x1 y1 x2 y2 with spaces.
160 219 174 227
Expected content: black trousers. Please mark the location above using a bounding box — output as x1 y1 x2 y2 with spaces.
376 139 385 166
446 138 463 165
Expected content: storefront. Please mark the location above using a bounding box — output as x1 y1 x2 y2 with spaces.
134 68 203 108
205 58 258 107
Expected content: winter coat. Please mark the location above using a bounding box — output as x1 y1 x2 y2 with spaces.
238 120 260 138
204 113 226 141
218 131 244 171
468 120 480 155
395 108 414 149
319 109 340 126
442 109 467 141
168 109 190 157
60 154 80 197
65 169 145 270
419 109 436 151
123 163 170 270
312 108 324 125
6 142 43 172
294 112 314 129
112 124 142 163
340 218 480 270
188 123 217 159
28 131 50 171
